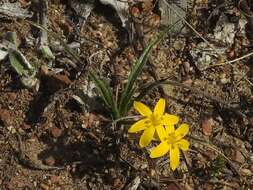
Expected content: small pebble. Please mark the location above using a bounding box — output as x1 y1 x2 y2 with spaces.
202 118 214 136
50 127 63 138
40 183 49 190
44 156 56 166
232 150 245 164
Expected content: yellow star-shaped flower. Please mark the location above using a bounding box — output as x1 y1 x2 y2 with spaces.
128 98 179 148
150 123 190 171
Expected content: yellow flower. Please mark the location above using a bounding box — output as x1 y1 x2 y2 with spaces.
128 98 179 148
150 123 189 171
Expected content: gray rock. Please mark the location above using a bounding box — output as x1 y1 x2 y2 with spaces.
159 0 187 33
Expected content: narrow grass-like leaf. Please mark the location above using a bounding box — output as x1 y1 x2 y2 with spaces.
41 45 55 60
118 24 176 116
118 40 157 116
89 71 119 119
118 23 176 116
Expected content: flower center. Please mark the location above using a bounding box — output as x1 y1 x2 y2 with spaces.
150 114 161 126
166 132 177 144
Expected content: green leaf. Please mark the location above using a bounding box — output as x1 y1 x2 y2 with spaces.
8 49 25 76
210 155 226 177
40 45 55 60
89 71 119 119
8 48 35 76
118 35 166 115
118 24 177 116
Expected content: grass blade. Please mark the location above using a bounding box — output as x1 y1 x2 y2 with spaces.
118 40 157 116
118 24 176 116
89 71 119 119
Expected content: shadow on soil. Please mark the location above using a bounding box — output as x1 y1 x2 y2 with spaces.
37 127 131 185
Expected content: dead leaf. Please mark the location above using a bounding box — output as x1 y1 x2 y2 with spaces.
232 150 245 164
142 0 153 13
70 0 94 25
0 49 8 61
0 1 32 19
100 0 129 27
159 0 187 33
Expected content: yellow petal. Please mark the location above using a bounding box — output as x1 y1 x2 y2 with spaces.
162 114 179 126
139 127 155 148
165 125 175 135
128 119 148 133
154 98 166 117
176 139 190 151
155 125 167 141
134 101 152 116
175 123 189 140
170 145 180 171
150 142 170 158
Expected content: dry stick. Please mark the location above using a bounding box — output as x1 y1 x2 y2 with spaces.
164 79 229 105
202 51 253 70
155 79 246 117
163 0 253 87
38 0 48 47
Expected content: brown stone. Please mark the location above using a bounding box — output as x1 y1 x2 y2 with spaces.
50 175 60 184
50 127 63 138
202 118 214 136
0 109 13 126
232 150 245 164
44 155 55 166
21 123 31 130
